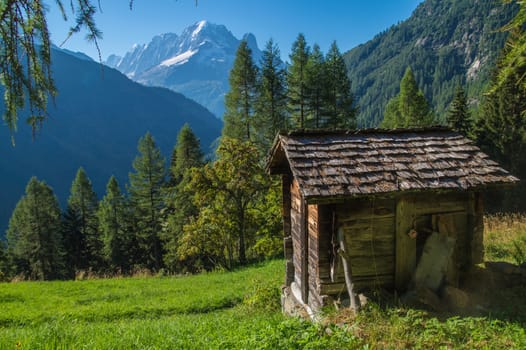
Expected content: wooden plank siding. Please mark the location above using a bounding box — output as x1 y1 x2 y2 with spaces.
395 192 470 291
468 192 484 265
315 198 396 300
282 175 294 286
290 179 303 294
307 204 321 309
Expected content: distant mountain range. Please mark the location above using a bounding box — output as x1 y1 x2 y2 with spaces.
1 0 517 236
106 20 262 118
344 0 517 126
0 47 222 235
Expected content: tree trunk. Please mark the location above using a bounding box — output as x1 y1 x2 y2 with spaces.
338 227 360 312
238 207 246 264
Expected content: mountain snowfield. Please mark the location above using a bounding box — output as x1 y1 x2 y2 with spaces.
106 20 262 118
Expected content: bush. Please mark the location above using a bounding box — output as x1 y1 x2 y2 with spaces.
243 278 281 312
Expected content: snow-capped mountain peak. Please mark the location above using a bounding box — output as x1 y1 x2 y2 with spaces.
192 20 208 39
105 20 262 118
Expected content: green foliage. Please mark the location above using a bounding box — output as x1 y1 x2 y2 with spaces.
168 123 204 185
305 44 326 129
344 0 517 127
62 167 102 273
163 174 201 272
476 50 526 211
250 182 283 259
97 176 131 273
380 67 435 128
287 33 311 129
181 138 269 268
493 1 526 101
323 41 358 129
0 240 8 281
447 85 473 136
254 38 288 153
511 237 526 265
484 213 526 264
222 40 258 142
474 0 526 211
345 304 526 349
0 1 103 140
163 125 204 272
6 177 64 280
128 132 167 270
243 278 281 312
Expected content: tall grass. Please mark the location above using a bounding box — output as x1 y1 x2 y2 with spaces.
484 213 526 264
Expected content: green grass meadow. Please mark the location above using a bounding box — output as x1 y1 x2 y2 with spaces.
0 260 289 349
2 214 526 349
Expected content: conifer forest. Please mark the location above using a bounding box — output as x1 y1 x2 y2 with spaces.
1 1 526 348
2 3 526 279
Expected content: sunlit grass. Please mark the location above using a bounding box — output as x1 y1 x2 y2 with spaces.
484 213 526 264
2 215 526 349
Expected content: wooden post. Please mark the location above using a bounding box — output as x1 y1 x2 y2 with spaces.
300 198 309 303
395 197 416 291
338 227 360 311
282 175 294 286
471 192 484 265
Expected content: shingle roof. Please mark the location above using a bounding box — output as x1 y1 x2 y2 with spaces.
266 127 519 200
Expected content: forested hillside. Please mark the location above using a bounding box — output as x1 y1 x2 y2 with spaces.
345 0 517 126
2 0 526 281
0 47 222 236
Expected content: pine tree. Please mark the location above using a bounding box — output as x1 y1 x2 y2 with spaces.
163 125 204 271
447 85 472 136
170 124 204 184
97 176 130 273
168 144 178 188
222 40 258 142
492 0 526 106
128 132 166 270
0 239 10 281
324 41 358 129
6 177 64 280
476 67 526 211
254 38 288 152
381 67 434 128
474 1 526 211
62 167 102 274
381 96 403 128
305 44 326 129
287 33 311 129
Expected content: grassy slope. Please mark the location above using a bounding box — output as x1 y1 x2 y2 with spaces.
2 216 526 349
0 260 287 349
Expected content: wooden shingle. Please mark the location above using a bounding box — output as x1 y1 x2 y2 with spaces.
267 127 519 201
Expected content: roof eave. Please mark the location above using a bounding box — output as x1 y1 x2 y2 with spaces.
303 181 520 205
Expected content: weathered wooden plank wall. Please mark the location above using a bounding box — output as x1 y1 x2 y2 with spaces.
307 204 321 309
395 192 470 291
314 192 477 300
468 192 484 265
290 179 303 293
317 198 396 298
282 175 294 286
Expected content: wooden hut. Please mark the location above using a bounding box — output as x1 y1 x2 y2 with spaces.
266 127 519 313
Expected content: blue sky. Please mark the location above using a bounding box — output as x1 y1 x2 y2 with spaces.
46 0 423 61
